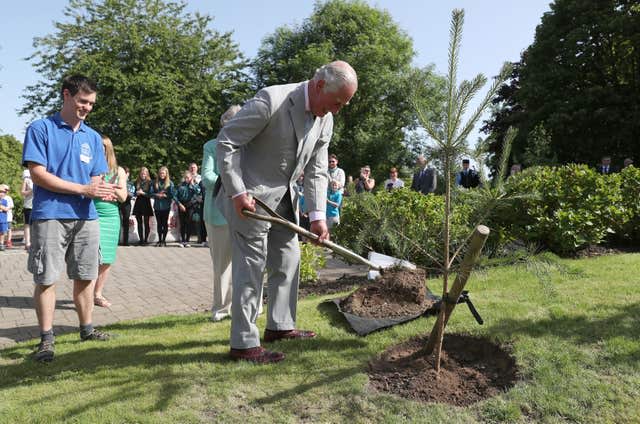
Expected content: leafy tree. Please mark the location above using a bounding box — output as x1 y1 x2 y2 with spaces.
253 0 446 178
521 123 557 167
484 0 640 168
21 0 252 176
0 134 25 223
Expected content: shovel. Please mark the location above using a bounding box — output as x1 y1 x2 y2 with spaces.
242 196 413 274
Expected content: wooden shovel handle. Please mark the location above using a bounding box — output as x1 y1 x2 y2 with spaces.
242 210 381 270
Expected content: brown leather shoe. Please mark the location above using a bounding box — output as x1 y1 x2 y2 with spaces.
263 329 317 343
229 346 285 364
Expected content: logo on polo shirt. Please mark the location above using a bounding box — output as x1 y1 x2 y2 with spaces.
80 143 92 163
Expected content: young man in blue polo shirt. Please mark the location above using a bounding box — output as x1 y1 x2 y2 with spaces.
23 74 118 362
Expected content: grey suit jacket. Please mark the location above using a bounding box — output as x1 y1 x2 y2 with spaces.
216 82 333 236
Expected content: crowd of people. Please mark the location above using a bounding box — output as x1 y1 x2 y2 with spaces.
0 147 541 259
121 163 206 248
6 63 633 366
8 63 361 365
595 155 634 174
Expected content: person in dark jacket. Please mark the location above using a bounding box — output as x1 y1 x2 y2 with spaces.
132 167 154 245
150 166 176 247
175 170 201 247
410 155 437 194
596 156 618 174
455 159 480 188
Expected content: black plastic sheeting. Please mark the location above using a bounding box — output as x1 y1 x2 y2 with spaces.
327 290 484 336
328 291 441 336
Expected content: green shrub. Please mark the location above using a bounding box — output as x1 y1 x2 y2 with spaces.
334 164 636 261
503 164 630 254
614 165 640 242
0 135 25 227
299 242 327 284
332 189 472 268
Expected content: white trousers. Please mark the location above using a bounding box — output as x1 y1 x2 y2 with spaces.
205 223 233 320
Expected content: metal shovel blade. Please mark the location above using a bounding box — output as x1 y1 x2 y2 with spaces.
367 251 416 280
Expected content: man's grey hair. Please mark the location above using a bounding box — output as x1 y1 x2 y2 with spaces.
220 104 242 127
314 61 357 93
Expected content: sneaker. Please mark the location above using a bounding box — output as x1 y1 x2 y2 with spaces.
178 242 185 248
34 340 55 362
6 240 13 248
81 329 111 341
211 312 230 322
0 245 4 251
184 243 191 248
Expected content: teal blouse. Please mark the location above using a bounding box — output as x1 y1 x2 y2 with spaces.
201 138 226 226
175 180 201 207
150 179 176 211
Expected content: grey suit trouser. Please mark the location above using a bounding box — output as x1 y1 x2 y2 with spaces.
229 199 300 349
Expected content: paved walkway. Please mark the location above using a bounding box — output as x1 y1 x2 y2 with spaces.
0 234 367 349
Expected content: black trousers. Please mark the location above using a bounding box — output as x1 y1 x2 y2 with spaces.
155 209 170 242
200 217 207 243
178 209 191 243
119 197 131 245
135 215 151 243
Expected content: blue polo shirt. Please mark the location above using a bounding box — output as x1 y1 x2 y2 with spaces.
22 113 108 220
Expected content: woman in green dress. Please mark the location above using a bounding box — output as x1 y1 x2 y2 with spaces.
93 135 128 307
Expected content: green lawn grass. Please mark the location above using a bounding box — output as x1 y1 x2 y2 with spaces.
1 254 640 423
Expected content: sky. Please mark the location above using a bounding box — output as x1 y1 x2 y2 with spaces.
0 0 552 145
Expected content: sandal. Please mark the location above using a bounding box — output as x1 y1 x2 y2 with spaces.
94 296 112 308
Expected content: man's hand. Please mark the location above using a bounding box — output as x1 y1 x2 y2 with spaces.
233 193 255 218
309 219 329 244
84 180 117 200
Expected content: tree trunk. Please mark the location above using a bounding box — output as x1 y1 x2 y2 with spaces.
433 157 452 373
424 225 490 356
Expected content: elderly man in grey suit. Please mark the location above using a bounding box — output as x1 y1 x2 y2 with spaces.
216 60 358 363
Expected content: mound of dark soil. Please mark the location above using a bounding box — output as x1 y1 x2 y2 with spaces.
368 334 519 406
299 275 369 299
339 268 435 318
